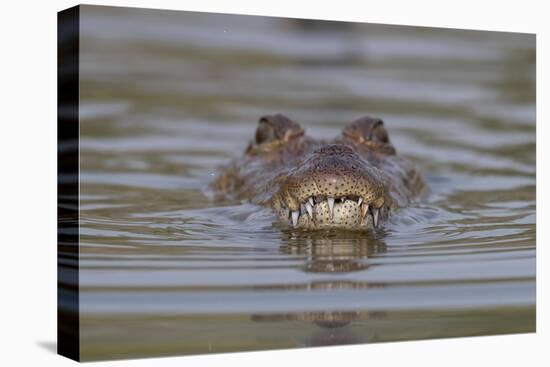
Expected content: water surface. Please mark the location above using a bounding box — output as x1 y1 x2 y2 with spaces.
75 5 535 361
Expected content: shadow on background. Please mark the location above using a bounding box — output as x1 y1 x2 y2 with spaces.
36 341 57 354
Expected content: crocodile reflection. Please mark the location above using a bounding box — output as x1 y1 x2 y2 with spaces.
253 231 388 336
282 230 387 273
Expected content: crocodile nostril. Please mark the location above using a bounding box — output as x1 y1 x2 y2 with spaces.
313 144 356 156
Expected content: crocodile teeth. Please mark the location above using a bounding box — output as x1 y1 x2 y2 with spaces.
304 201 313 219
291 211 300 227
357 197 363 206
327 197 335 219
372 208 379 227
308 197 314 206
340 196 346 203
283 208 289 219
360 203 370 222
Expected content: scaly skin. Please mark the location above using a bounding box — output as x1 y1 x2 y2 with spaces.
211 114 426 229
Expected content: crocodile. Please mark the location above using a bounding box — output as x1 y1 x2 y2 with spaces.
211 114 426 229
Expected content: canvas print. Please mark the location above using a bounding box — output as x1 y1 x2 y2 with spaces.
57 4 536 362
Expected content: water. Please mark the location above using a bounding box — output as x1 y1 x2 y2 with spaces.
74 5 535 361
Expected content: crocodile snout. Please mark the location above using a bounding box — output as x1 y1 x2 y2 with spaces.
274 144 389 229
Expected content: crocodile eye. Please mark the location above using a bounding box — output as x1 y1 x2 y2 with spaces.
255 120 275 144
343 116 395 154
371 123 389 144
247 114 305 155
344 116 390 143
254 114 303 145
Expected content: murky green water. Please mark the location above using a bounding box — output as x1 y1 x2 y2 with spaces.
75 5 535 361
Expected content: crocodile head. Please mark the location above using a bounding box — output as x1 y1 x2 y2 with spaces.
211 114 425 230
